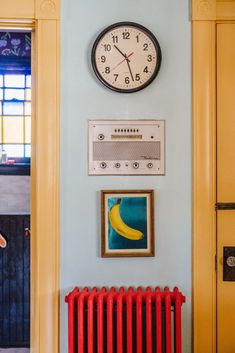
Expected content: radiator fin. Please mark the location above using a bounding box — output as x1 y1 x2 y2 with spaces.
155 288 162 353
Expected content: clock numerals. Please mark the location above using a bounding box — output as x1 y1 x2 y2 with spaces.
143 43 149 51
135 74 140 81
136 35 139 43
147 55 153 62
114 74 119 82
112 35 118 44
122 31 130 40
144 66 149 73
105 67 110 74
125 77 130 84
101 55 106 63
104 44 111 52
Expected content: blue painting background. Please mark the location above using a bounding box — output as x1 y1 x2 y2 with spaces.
108 196 147 250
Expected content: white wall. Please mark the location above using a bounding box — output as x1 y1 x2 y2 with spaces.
61 1 191 352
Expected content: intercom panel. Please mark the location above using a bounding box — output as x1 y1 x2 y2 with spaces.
88 120 165 175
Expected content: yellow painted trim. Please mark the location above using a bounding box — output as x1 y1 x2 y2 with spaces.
0 0 34 19
192 20 216 353
0 0 60 20
192 0 216 20
31 19 60 353
0 22 34 30
36 0 60 20
217 1 235 19
192 0 235 20
0 2 60 353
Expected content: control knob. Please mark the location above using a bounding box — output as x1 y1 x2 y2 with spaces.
98 134 105 140
100 162 107 169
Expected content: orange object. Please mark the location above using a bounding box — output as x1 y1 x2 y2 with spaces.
0 233 7 248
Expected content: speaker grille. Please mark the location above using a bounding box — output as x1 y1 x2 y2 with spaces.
93 141 160 161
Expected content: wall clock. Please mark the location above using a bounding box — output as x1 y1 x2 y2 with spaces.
91 22 162 93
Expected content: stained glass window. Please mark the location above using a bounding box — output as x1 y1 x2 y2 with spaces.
0 31 31 162
0 73 31 160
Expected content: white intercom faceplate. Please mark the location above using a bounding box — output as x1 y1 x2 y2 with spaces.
88 120 165 175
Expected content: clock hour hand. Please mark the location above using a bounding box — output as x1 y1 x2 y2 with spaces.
114 45 130 62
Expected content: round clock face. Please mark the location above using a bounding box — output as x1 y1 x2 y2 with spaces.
91 22 162 93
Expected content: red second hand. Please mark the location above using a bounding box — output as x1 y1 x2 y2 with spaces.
110 52 134 72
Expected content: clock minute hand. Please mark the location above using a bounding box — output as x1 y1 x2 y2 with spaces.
114 45 129 61
126 58 134 81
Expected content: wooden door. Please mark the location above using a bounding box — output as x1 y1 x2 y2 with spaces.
217 23 235 353
0 215 30 347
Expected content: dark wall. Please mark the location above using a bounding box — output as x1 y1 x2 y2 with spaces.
0 215 30 347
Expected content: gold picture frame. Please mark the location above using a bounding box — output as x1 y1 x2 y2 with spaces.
101 190 154 257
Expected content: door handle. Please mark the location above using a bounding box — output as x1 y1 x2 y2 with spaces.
226 256 235 267
24 228 30 237
224 247 235 281
216 203 235 210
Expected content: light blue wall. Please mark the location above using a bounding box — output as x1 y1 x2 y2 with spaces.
61 1 191 352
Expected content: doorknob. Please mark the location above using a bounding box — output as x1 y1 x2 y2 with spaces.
224 247 235 281
24 228 30 237
226 256 235 267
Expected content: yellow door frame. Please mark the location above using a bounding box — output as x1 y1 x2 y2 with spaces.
192 1 235 352
0 1 60 353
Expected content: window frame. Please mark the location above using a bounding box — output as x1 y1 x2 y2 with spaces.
0 1 60 353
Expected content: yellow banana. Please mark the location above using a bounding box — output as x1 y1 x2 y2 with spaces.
109 200 144 240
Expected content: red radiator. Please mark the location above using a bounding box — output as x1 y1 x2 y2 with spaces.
65 286 185 353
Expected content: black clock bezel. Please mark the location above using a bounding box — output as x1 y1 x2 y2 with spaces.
91 21 162 93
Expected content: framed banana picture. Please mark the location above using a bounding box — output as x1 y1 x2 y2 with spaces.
100 190 154 257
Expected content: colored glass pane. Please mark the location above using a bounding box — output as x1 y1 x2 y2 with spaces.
0 75 3 87
26 75 31 88
5 74 25 88
24 102 31 115
5 89 25 101
3 116 24 143
25 116 31 143
3 102 24 115
3 144 24 158
25 89 31 101
25 145 31 158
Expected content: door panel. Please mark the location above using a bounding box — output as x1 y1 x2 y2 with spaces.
0 215 30 347
217 24 235 353
217 24 235 202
